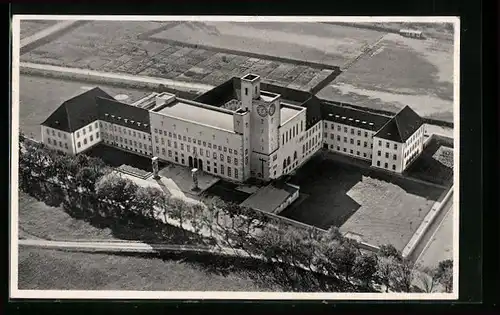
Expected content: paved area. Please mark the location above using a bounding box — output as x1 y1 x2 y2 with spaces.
414 198 454 268
20 20 77 48
158 164 220 196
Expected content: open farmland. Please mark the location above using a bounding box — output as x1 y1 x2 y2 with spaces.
20 21 337 92
318 32 454 123
20 20 59 39
19 75 152 140
280 154 444 251
147 22 386 68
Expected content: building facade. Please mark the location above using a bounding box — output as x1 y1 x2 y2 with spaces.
40 74 425 183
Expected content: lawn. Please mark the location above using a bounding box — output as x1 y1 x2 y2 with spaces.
20 20 59 39
280 154 444 251
405 135 454 186
317 32 454 123
149 22 385 67
20 20 334 92
18 247 276 291
18 75 152 141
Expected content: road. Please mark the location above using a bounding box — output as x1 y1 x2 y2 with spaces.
409 194 454 267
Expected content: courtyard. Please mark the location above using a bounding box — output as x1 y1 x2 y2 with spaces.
279 154 445 251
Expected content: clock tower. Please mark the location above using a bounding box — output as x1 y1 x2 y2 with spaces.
240 74 281 180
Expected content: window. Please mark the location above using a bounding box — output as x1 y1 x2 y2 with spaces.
47 138 52 144
324 122 328 128
198 140 201 145
89 135 94 142
155 136 159 143
208 143 212 148
350 149 353 154
187 145 190 152
139 142 142 148
385 152 389 158
356 151 360 156
220 154 224 162
364 131 368 137
206 151 210 157
344 137 347 143
337 135 341 141
357 130 361 136
234 169 238 179
393 154 397 160
245 156 248 165
245 88 248 95
200 148 203 155
227 156 231 163
57 131 61 138
214 168 217 174
350 138 354 144
168 150 172 157
128 130 131 136
227 167 232 177
386 142 390 149
96 132 100 138
89 125 92 132
392 164 396 171
174 142 177 149
337 125 341 131
377 161 380 166
384 162 388 169
364 141 367 147
378 140 382 146
357 140 361 146
167 140 171 147
183 136 186 141
213 152 217 159
65 143 68 149
350 128 354 135
83 138 88 145
378 150 381 156
343 148 346 152
234 158 238 165
46 129 50 135
162 148 166 155
134 141 137 147
124 139 128 145
161 138 165 145
324 132 328 138
77 141 81 148
156 147 159 154
180 143 184 150
154 128 158 133
363 152 367 157
344 127 348 133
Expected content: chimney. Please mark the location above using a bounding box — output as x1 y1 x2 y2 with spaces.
155 92 176 107
241 74 261 111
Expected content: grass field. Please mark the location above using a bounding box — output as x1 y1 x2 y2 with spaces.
20 21 335 91
149 22 385 67
318 32 454 123
280 154 444 250
20 20 59 39
18 247 274 291
19 75 152 140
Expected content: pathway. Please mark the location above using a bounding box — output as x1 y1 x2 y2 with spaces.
20 62 214 93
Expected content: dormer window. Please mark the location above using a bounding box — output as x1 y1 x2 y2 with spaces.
124 119 128 123
137 122 141 126
111 115 115 118
118 117 121 120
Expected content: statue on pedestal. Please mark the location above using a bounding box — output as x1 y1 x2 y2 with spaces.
191 168 199 191
152 156 159 179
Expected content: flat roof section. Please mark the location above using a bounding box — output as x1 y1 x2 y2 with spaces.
240 182 299 214
156 101 235 132
280 105 301 126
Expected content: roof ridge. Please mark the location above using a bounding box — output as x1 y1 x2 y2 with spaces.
64 102 72 132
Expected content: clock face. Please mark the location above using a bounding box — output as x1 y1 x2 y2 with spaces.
257 105 268 117
268 103 276 116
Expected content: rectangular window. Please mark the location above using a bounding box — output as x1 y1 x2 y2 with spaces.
213 152 217 159
206 151 210 157
356 151 360 156
46 129 50 135
337 125 341 131
386 142 390 148
180 143 184 150
161 138 165 145
96 132 100 138
154 128 158 134
65 143 68 149
227 156 231 163
220 154 224 162
224 146 227 152
139 142 142 148
363 152 366 157
89 135 94 142
245 88 248 95
77 141 81 148
174 142 177 149
350 149 353 154
337 135 341 141
155 136 159 143
234 168 238 179
357 130 361 136
57 131 61 138
168 150 172 157
350 138 354 144
169 132 172 137
83 138 88 145
234 158 238 165
364 132 368 137
393 154 397 160
324 132 328 138
377 160 380 166
357 140 361 146
124 139 128 145
378 150 381 156
385 152 389 158
364 141 367 147
384 162 388 169
394 143 398 150
343 148 346 152
344 127 347 133
162 148 166 155
235 149 238 155
82 129 86 135
392 164 396 171
344 137 347 143
167 140 171 147
227 166 231 177
214 168 217 174
187 145 190 152
47 138 52 144
351 128 354 135
220 166 224 175
337 146 340 151
183 136 187 141
156 147 159 154
89 125 92 132
218 145 222 151
378 140 382 146
134 141 137 147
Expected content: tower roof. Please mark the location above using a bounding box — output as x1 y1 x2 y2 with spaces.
374 106 424 142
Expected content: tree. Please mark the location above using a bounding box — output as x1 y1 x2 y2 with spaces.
353 254 378 288
391 258 415 292
375 256 398 292
322 226 343 243
168 197 188 231
331 241 358 283
95 174 138 220
416 265 439 293
378 244 403 262
435 259 453 293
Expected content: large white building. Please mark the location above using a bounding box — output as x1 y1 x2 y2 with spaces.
40 73 425 183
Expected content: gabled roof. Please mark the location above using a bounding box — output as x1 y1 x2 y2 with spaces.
374 106 424 142
320 100 391 131
96 97 151 133
41 87 113 132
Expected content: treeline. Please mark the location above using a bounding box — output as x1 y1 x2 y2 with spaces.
17 133 453 293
